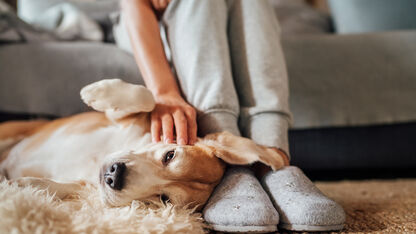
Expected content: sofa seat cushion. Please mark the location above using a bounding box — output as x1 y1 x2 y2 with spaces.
283 30 416 129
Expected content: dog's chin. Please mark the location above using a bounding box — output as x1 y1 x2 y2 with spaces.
98 170 113 206
99 183 140 207
99 184 122 207
99 185 112 207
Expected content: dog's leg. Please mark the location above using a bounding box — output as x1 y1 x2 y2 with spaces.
9 177 84 199
80 79 155 122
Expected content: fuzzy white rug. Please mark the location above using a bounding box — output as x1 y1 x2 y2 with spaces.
0 181 206 233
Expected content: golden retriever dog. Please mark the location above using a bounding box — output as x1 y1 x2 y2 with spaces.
0 79 285 209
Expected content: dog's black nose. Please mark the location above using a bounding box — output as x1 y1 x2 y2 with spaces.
104 162 126 190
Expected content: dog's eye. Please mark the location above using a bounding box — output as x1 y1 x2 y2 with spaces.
162 150 175 165
160 194 170 204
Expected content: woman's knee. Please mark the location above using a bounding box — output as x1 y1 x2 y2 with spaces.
163 0 228 29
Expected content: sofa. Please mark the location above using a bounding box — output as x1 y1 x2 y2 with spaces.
1 0 415 176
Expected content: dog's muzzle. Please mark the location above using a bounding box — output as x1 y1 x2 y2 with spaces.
104 162 126 190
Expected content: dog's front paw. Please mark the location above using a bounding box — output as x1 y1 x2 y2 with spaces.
9 177 53 189
9 177 83 199
80 79 155 121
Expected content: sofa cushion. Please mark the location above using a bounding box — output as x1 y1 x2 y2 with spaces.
269 0 332 34
18 0 119 41
0 42 142 117
1 0 57 43
329 0 416 34
282 30 416 129
18 0 119 25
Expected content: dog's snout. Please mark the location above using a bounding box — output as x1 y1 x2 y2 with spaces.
104 162 126 190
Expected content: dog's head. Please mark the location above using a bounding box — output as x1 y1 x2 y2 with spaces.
99 131 285 209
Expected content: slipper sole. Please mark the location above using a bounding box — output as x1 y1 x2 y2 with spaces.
207 223 278 233
280 223 344 231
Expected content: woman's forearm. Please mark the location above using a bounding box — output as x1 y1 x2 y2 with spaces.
120 0 197 145
121 0 180 97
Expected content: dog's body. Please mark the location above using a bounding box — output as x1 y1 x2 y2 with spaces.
1 112 151 183
0 79 285 209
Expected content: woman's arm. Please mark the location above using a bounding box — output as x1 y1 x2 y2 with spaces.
121 0 197 145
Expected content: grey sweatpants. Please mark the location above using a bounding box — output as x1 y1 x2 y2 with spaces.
115 0 292 155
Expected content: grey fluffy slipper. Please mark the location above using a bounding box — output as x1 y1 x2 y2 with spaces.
262 166 346 231
203 167 279 233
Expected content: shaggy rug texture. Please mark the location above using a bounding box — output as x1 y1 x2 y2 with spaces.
1 179 415 233
0 181 206 233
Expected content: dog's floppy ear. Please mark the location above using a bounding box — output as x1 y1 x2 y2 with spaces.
199 131 285 170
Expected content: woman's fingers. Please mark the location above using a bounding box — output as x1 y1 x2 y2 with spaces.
161 113 174 144
150 102 197 145
173 110 188 145
151 113 161 143
185 108 197 145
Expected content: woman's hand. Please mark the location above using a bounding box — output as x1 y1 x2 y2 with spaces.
121 0 196 145
151 93 197 145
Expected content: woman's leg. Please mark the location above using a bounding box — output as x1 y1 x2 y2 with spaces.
226 0 345 231
162 1 279 233
161 0 240 136
227 0 292 155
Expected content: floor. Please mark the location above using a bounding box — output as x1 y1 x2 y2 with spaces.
317 179 416 234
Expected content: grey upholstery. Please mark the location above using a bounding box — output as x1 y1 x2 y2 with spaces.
18 0 119 26
329 0 416 34
283 30 416 129
269 0 332 34
0 42 142 116
2 31 416 128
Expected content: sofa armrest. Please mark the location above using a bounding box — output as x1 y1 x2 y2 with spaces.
0 42 142 116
